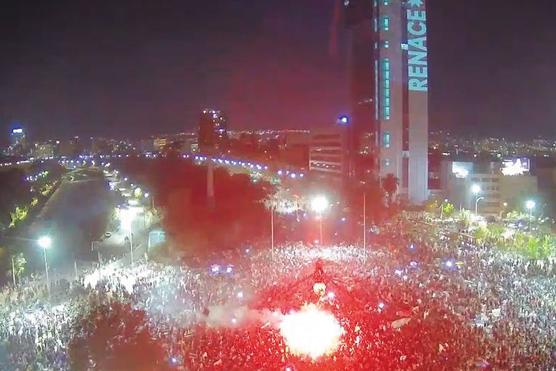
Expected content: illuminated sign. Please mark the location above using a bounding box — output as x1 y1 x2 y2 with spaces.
501 158 530 176
451 162 473 179
12 128 23 134
406 0 428 92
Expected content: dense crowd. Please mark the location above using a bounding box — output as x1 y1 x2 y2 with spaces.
0 216 555 370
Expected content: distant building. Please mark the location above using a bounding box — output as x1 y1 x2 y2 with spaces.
180 137 198 153
309 127 348 181
281 131 310 168
441 159 538 216
91 137 114 155
198 109 228 152
31 142 55 159
59 137 83 158
153 137 169 152
535 162 556 217
139 139 155 153
8 126 28 156
10 127 26 147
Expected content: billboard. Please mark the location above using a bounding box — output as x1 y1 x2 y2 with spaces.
451 162 473 179
501 158 530 176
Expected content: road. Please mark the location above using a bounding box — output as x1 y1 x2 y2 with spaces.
29 168 114 273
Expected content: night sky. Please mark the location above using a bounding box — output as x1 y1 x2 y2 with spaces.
1 0 555 141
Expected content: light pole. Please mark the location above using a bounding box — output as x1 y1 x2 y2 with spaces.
11 255 16 286
471 184 482 215
525 200 536 230
475 197 485 215
91 240 101 264
310 195 329 245
119 208 136 265
270 204 275 254
37 236 52 299
363 192 366 260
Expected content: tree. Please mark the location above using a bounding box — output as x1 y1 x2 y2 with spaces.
441 202 455 218
7 252 26 285
382 174 399 205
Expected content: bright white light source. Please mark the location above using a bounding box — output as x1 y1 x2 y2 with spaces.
525 200 536 211
37 236 52 249
279 304 344 359
311 195 329 214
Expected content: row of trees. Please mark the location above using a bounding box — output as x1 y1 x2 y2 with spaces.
471 223 556 260
0 162 66 285
119 155 274 256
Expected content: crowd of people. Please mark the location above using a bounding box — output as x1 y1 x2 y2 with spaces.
0 215 555 370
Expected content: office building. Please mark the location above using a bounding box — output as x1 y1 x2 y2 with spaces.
198 109 228 152
345 0 429 203
441 159 538 216
309 127 348 180
8 127 28 156
31 142 55 159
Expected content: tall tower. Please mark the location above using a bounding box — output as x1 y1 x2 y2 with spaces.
198 109 228 153
345 0 429 204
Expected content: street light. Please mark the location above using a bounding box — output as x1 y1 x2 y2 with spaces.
475 197 485 215
311 195 329 245
525 200 536 230
471 184 482 215
119 208 136 264
37 235 52 299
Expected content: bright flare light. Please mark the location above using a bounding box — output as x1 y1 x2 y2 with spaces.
310 195 329 214
525 200 536 211
279 304 344 360
37 236 52 249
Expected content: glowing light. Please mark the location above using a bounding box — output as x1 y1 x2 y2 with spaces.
378 302 385 309
337 115 350 125
37 236 52 249
279 304 344 359
525 200 536 211
327 291 335 300
310 195 329 214
471 184 481 195
502 158 530 176
211 264 220 273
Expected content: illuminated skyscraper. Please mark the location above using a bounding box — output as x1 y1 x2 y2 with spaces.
8 126 28 156
198 109 228 152
345 0 429 203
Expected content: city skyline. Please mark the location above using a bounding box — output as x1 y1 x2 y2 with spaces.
1 0 556 141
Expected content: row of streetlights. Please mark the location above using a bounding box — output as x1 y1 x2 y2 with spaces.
471 183 536 218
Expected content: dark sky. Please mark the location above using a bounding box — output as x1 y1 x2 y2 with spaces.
1 0 555 141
